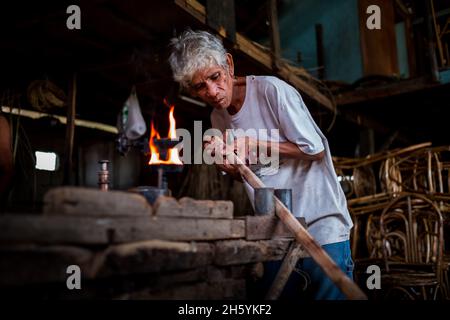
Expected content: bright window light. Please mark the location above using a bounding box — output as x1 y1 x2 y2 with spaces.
35 151 58 171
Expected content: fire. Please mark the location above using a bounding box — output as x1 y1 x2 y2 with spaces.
148 105 183 165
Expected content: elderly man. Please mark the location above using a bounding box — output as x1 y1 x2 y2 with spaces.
169 29 353 300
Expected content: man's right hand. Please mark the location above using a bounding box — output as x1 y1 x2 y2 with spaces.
203 133 243 182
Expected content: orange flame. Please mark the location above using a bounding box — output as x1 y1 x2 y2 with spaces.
148 105 183 165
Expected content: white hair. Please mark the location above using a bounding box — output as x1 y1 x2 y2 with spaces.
168 29 228 89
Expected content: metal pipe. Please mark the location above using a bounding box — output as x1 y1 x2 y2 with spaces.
98 160 110 191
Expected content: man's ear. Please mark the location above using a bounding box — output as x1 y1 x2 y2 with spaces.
226 53 234 77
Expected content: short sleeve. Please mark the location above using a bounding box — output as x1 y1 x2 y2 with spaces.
266 79 324 155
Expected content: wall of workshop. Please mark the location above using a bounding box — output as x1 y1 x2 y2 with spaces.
4 116 142 213
78 139 142 191
5 117 65 212
278 0 363 83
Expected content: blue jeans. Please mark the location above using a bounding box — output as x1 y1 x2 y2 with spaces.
257 240 354 300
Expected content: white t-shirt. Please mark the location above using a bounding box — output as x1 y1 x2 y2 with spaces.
211 75 353 245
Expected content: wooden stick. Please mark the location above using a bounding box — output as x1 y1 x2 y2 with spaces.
63 72 77 185
211 137 367 300
265 241 305 300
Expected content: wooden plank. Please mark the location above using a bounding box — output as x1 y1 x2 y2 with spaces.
43 187 152 217
213 239 308 266
335 76 437 105
244 215 307 240
0 215 246 245
358 0 398 76
154 196 233 219
214 239 267 266
206 0 236 42
174 0 206 24
91 240 214 277
0 245 94 286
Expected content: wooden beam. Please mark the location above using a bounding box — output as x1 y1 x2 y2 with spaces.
206 0 236 42
335 76 438 105
43 187 152 217
268 0 281 69
0 215 245 245
315 24 325 79
244 215 306 240
213 239 307 266
154 196 233 219
92 240 214 277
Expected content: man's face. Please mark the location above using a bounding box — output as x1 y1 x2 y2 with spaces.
190 65 233 110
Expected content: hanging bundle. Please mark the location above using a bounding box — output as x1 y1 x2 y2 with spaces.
27 80 67 112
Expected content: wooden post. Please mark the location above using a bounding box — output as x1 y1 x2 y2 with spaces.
268 0 281 70
430 0 445 67
425 0 440 82
315 24 325 80
265 241 305 299
63 72 77 185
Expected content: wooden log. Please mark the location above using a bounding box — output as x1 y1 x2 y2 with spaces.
154 196 233 219
43 187 152 216
244 215 307 240
91 240 214 277
0 215 245 245
0 245 94 286
213 239 308 266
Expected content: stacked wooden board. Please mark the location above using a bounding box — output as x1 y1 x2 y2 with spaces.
0 187 307 299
